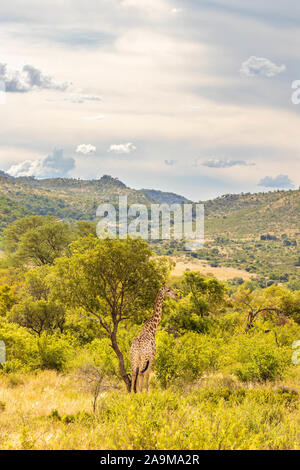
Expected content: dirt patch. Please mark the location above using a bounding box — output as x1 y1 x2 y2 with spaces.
169 256 254 281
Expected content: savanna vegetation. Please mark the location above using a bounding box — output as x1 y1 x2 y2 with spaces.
1 173 299 287
0 214 299 450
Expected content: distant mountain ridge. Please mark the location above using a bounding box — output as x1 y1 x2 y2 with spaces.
1 172 299 284
0 172 299 235
0 173 189 230
141 189 191 204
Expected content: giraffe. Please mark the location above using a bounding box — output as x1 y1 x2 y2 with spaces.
130 284 178 393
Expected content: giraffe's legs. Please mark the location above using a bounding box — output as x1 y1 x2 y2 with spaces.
138 373 144 393
144 370 150 392
131 373 136 393
144 362 152 392
131 367 138 393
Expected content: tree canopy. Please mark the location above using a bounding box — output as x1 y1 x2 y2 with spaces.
54 236 172 391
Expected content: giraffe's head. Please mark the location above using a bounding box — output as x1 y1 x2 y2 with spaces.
163 285 179 301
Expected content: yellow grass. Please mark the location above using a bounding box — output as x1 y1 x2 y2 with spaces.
0 371 299 450
169 256 254 281
0 371 93 449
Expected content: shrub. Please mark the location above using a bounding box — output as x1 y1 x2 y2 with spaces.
154 331 224 388
37 332 76 371
232 333 291 383
0 320 39 372
0 321 77 372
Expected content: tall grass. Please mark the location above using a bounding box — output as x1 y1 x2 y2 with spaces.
0 371 299 450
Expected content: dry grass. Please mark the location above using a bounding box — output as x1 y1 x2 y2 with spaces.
0 371 96 449
169 256 254 281
0 370 299 450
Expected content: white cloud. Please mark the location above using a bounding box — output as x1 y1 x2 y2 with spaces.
121 0 170 16
76 144 96 155
109 143 137 154
202 159 255 168
82 114 106 120
47 94 103 104
171 8 182 14
7 149 75 178
0 63 70 92
258 174 294 188
240 56 286 77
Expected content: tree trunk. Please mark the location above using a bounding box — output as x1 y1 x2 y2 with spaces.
245 311 255 332
110 332 131 393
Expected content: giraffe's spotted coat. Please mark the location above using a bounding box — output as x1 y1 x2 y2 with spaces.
130 285 178 393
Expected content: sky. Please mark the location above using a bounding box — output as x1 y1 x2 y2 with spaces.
0 0 300 201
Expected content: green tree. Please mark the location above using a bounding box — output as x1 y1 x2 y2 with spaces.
3 215 57 253
279 290 300 325
9 298 65 336
0 284 16 316
74 221 97 238
234 286 282 332
8 266 66 335
3 215 72 266
182 271 227 317
17 221 72 266
54 236 172 392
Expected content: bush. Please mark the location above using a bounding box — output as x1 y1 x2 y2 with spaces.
0 321 77 372
0 321 39 372
154 331 224 388
37 333 77 371
231 333 291 383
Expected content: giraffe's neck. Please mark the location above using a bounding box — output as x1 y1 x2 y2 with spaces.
144 288 165 334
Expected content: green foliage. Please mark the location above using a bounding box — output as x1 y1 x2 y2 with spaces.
2 215 73 266
16 221 72 266
9 298 65 336
74 221 97 238
53 235 173 348
161 272 227 335
280 290 300 324
0 320 39 372
231 333 291 382
54 236 172 332
36 333 76 371
8 265 66 335
3 215 57 253
0 284 16 315
161 294 214 334
70 337 119 378
0 320 76 372
182 271 227 317
155 331 224 388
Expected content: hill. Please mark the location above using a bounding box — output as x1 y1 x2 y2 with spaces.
0 174 157 229
141 188 191 204
0 173 299 286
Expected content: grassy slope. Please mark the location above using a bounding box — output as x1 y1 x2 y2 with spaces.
0 175 156 230
0 174 299 282
204 190 300 237
157 190 300 283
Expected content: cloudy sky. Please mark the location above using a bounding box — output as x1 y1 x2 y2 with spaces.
0 0 299 200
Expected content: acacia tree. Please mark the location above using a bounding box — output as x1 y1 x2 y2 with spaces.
234 286 281 332
3 215 73 266
54 236 172 392
8 266 66 335
9 298 65 336
182 271 227 317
